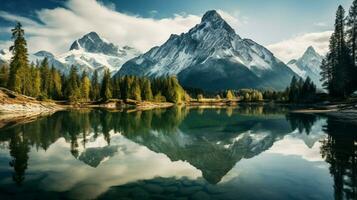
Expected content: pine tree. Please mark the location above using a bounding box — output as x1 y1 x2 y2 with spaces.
8 23 29 94
90 70 100 101
129 77 141 101
81 71 90 101
347 0 357 92
121 76 133 101
111 78 119 99
141 78 153 101
50 66 62 99
0 64 9 87
66 66 81 102
40 58 51 98
100 69 112 101
30 64 41 97
288 76 298 102
347 0 357 67
332 6 354 97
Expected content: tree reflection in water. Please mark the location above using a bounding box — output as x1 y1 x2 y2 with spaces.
0 107 355 200
320 119 357 200
287 113 356 200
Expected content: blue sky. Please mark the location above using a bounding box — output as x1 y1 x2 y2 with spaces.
0 0 354 61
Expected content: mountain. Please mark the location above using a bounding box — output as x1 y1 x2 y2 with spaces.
116 10 297 91
0 32 140 77
287 46 323 88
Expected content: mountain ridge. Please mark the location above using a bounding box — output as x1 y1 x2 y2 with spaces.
0 32 140 78
287 46 323 88
116 10 297 91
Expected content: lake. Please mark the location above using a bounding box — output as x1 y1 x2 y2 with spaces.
0 106 356 200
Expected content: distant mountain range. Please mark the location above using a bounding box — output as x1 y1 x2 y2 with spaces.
0 10 325 91
0 32 141 78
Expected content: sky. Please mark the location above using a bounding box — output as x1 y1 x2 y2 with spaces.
0 0 354 62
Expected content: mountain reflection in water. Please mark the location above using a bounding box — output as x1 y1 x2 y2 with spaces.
0 106 355 200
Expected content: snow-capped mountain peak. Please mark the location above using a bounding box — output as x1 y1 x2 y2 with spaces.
34 50 55 58
287 46 323 88
303 46 318 56
69 31 120 56
200 10 236 34
116 10 296 91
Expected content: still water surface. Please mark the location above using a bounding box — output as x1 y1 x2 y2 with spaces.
0 106 356 200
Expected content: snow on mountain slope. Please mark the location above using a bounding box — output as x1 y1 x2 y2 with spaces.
287 46 323 88
117 10 297 91
0 32 140 77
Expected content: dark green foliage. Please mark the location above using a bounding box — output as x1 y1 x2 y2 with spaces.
65 66 81 102
90 70 100 101
287 76 317 103
263 90 288 102
80 71 90 101
0 64 9 87
321 4 357 98
8 22 30 94
40 58 51 98
141 78 153 101
100 69 112 101
113 76 185 103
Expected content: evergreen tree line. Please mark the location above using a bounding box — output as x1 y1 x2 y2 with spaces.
321 2 357 98
287 76 317 103
111 75 186 103
0 22 186 103
262 90 288 102
236 89 264 102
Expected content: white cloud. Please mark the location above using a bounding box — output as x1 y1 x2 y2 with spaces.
0 0 200 54
0 0 243 56
266 135 325 162
267 31 332 62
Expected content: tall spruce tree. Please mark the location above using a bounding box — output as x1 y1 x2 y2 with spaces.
51 67 62 99
129 77 141 101
80 71 90 101
347 0 357 91
66 66 81 102
322 6 354 98
0 64 9 87
100 69 112 101
347 0 357 67
8 23 29 94
141 78 153 101
30 63 41 97
90 70 100 101
40 58 51 98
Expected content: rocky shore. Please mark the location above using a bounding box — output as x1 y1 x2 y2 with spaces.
291 102 357 124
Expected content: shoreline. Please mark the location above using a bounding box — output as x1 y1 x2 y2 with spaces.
1 86 357 128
